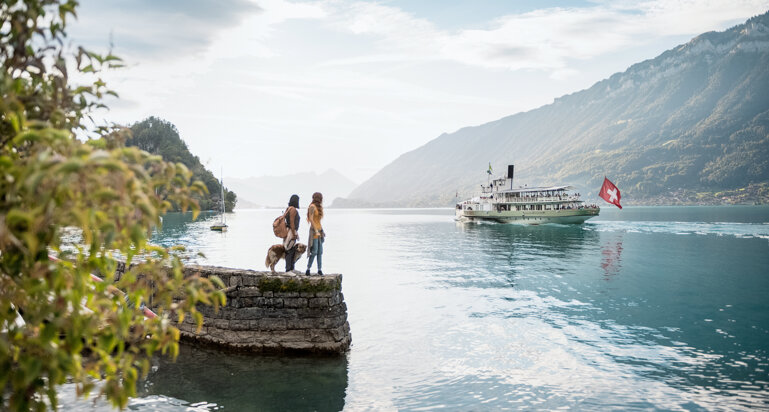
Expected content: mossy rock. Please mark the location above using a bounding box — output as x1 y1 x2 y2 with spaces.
257 276 341 294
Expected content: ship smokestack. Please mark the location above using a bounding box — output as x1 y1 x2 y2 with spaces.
507 165 514 189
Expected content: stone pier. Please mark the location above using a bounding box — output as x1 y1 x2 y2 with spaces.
177 266 351 355
110 261 351 355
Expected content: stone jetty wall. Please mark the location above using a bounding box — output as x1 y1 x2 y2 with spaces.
114 262 351 355
179 265 351 355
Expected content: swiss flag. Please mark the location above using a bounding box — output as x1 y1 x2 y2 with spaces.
599 177 622 209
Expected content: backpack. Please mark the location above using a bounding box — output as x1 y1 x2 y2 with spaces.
272 209 289 238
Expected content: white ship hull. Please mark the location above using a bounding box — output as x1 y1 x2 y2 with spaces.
455 208 599 225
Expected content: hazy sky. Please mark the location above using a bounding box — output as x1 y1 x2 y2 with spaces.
69 0 769 183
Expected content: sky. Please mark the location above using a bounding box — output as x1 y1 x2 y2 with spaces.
68 0 769 183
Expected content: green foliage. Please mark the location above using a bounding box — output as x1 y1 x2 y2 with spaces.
126 117 237 212
1 1 226 410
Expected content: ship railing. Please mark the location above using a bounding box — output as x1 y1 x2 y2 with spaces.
500 196 581 203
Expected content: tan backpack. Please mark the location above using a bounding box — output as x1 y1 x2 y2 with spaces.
272 209 289 238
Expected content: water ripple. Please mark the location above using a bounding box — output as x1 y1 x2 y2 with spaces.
61 207 769 411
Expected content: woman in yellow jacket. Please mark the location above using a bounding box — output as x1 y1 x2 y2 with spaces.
305 192 324 276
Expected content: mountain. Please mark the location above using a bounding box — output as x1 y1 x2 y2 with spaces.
226 169 357 208
338 12 769 207
127 117 237 212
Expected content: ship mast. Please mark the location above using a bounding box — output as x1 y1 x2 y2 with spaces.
220 167 226 224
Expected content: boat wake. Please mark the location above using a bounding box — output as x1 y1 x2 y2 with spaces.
586 220 769 241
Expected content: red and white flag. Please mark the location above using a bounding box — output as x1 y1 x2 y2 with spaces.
599 177 622 209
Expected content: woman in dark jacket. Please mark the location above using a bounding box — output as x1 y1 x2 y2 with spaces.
284 194 300 272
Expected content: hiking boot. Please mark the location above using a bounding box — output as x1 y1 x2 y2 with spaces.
318 270 323 276
305 269 310 276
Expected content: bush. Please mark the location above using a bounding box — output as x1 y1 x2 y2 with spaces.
0 1 225 410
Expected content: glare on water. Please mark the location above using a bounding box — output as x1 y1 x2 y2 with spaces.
63 206 769 411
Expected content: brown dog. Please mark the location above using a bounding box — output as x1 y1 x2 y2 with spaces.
265 243 307 273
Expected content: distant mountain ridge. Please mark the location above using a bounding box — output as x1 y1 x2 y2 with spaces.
227 169 357 208
338 11 769 207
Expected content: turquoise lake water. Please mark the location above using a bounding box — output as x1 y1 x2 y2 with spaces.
63 206 769 411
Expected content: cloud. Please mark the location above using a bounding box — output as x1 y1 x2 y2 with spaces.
70 0 261 59
66 0 769 181
73 0 768 74
203 0 328 61
323 0 769 73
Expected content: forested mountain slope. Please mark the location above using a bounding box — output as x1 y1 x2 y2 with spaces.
127 117 237 212
340 11 769 207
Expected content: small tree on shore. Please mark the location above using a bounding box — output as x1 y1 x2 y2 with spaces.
0 1 225 410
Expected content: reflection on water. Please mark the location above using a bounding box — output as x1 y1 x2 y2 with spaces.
339 208 769 410
458 222 600 260
601 234 624 279
58 344 348 412
139 345 348 412
62 206 769 410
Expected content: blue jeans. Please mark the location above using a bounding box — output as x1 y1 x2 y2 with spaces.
307 237 323 271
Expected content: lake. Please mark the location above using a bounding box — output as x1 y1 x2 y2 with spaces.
63 206 769 411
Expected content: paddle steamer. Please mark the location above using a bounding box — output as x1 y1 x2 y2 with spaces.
455 165 599 224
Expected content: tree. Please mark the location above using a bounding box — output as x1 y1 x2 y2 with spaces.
225 189 237 213
1 1 225 410
127 117 238 212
